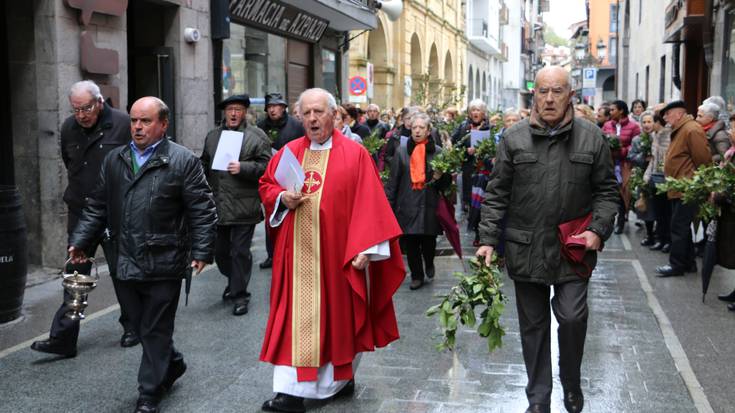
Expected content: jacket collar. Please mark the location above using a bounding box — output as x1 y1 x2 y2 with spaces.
671 114 695 135
529 103 575 137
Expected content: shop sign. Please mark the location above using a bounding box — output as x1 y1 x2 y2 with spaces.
229 0 329 43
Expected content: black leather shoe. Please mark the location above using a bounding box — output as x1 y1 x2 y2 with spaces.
649 241 664 251
655 265 684 277
409 279 424 290
259 258 273 269
222 287 232 301
563 390 584 413
425 265 435 280
661 243 671 253
233 299 249 316
120 331 140 348
640 237 655 246
30 338 76 358
261 393 305 413
524 404 551 413
717 289 735 302
728 303 735 312
161 359 187 392
332 379 355 399
134 399 158 413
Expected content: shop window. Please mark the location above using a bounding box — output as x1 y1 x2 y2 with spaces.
322 49 337 97
223 24 286 116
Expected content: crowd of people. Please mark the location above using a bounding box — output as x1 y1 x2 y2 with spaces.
24 66 735 413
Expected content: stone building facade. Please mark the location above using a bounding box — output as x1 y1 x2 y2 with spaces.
347 0 468 111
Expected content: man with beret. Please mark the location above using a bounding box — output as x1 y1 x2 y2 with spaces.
655 100 712 277
201 94 272 315
256 92 305 269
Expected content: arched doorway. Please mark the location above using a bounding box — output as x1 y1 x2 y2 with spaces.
367 20 388 108
410 33 422 103
468 65 474 101
603 74 616 102
428 43 440 104
444 51 454 103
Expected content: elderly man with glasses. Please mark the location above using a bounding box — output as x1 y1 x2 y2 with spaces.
30 80 136 358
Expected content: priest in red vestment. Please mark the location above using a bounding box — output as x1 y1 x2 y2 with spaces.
259 88 405 413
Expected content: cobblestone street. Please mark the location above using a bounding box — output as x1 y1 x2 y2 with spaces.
1 220 733 413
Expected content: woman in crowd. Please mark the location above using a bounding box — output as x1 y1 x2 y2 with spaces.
628 111 657 245
716 113 735 310
630 99 647 122
385 112 450 291
603 99 641 233
335 105 363 142
574 104 597 123
452 99 488 212
696 102 731 163
643 105 672 253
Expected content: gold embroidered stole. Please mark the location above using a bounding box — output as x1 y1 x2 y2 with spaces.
291 148 330 367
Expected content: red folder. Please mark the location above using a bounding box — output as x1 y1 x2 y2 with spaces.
558 213 594 278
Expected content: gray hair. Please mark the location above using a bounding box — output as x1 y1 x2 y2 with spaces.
639 110 655 120
698 102 720 120
703 95 729 123
467 99 487 113
69 80 103 101
367 103 380 111
296 88 337 114
503 108 520 119
411 112 432 128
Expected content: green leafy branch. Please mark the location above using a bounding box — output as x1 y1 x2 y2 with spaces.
426 257 506 353
657 163 735 221
606 134 621 151
628 166 652 200
430 142 466 175
361 128 385 155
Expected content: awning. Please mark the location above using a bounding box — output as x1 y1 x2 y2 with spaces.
281 0 378 31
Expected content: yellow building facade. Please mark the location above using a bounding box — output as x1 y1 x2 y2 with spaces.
348 0 468 112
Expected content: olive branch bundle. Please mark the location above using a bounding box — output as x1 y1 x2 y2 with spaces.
657 163 735 221
426 257 506 352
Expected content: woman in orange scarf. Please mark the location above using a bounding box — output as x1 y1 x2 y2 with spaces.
385 112 450 290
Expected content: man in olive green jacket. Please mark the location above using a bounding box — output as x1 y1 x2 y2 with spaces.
200 94 272 315
477 66 618 413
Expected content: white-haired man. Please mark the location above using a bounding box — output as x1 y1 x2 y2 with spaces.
258 88 405 412
363 103 389 139
31 80 136 358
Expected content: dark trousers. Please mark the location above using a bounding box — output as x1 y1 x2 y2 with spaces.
50 210 133 347
215 224 255 299
265 223 274 260
669 199 697 271
402 234 436 281
515 279 589 405
115 278 183 402
652 193 672 244
461 164 473 208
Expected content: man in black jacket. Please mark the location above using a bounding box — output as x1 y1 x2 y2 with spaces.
31 80 136 358
68 97 217 413
477 66 618 413
201 94 271 315
363 103 389 139
256 92 305 269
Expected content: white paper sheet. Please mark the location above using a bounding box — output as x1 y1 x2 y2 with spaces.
211 130 244 171
470 130 491 147
274 146 305 192
400 135 409 148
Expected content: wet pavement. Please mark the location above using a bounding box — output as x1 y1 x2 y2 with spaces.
0 217 733 412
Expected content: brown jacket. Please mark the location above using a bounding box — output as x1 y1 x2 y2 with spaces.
664 115 712 199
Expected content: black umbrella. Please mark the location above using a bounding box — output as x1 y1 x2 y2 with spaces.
701 220 718 303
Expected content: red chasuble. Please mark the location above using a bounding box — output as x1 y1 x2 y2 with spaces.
258 130 405 382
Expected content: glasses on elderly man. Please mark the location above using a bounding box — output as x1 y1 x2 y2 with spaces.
71 102 98 115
